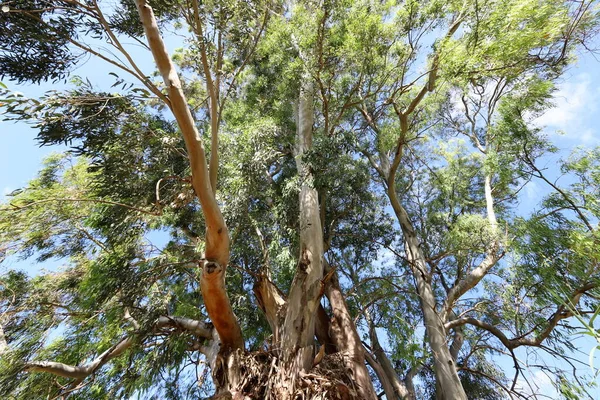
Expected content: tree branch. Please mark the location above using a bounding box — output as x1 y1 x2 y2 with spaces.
443 173 503 320
24 315 213 380
191 0 220 194
134 0 243 352
446 283 598 349
25 336 133 379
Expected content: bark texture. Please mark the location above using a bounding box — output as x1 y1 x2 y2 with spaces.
0 323 7 354
253 274 287 346
368 321 413 399
134 0 243 354
372 15 469 400
389 192 468 400
279 78 322 369
324 264 378 400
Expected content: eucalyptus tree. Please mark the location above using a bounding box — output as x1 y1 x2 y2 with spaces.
0 0 381 398
342 0 600 398
1 0 599 399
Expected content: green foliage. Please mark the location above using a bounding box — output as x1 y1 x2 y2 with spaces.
0 0 83 83
1 0 599 398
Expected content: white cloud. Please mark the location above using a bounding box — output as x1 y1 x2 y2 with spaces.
515 369 559 398
535 74 599 144
524 180 540 202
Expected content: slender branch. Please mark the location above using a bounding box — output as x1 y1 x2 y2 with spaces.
191 0 220 194
523 146 594 232
91 0 167 104
24 316 212 380
3 198 158 216
461 367 526 399
364 350 397 400
446 282 598 349
156 316 213 339
220 7 269 111
26 336 133 379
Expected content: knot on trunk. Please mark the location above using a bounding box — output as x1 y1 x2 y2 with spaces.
203 260 223 276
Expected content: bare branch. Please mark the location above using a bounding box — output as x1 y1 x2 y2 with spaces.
446 282 598 349
24 315 213 380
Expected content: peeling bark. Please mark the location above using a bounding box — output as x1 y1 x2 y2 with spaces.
280 77 323 375
325 263 377 400
315 303 336 355
253 274 287 346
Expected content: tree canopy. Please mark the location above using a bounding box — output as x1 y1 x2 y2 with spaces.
1 0 600 399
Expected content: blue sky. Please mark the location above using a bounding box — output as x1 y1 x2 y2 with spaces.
1 30 600 399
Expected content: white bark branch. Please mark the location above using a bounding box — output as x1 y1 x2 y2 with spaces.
24 316 213 380
443 174 503 319
445 282 598 349
26 336 133 379
0 324 8 354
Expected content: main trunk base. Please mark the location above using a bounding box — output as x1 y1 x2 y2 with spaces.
213 350 361 400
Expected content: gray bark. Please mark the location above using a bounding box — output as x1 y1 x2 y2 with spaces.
368 322 413 399
364 350 397 400
388 189 467 400
0 323 7 354
276 77 324 398
443 174 500 320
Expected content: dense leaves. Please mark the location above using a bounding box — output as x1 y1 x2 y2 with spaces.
1 0 599 398
0 0 92 83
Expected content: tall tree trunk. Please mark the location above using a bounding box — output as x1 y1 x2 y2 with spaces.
134 2 243 394
0 323 7 354
324 262 378 399
387 187 467 400
276 77 324 394
366 315 413 400
364 350 397 400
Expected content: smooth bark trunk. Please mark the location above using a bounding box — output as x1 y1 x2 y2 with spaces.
0 323 7 354
275 77 324 397
368 322 413 399
134 0 243 354
388 187 467 400
442 174 500 320
364 350 397 400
